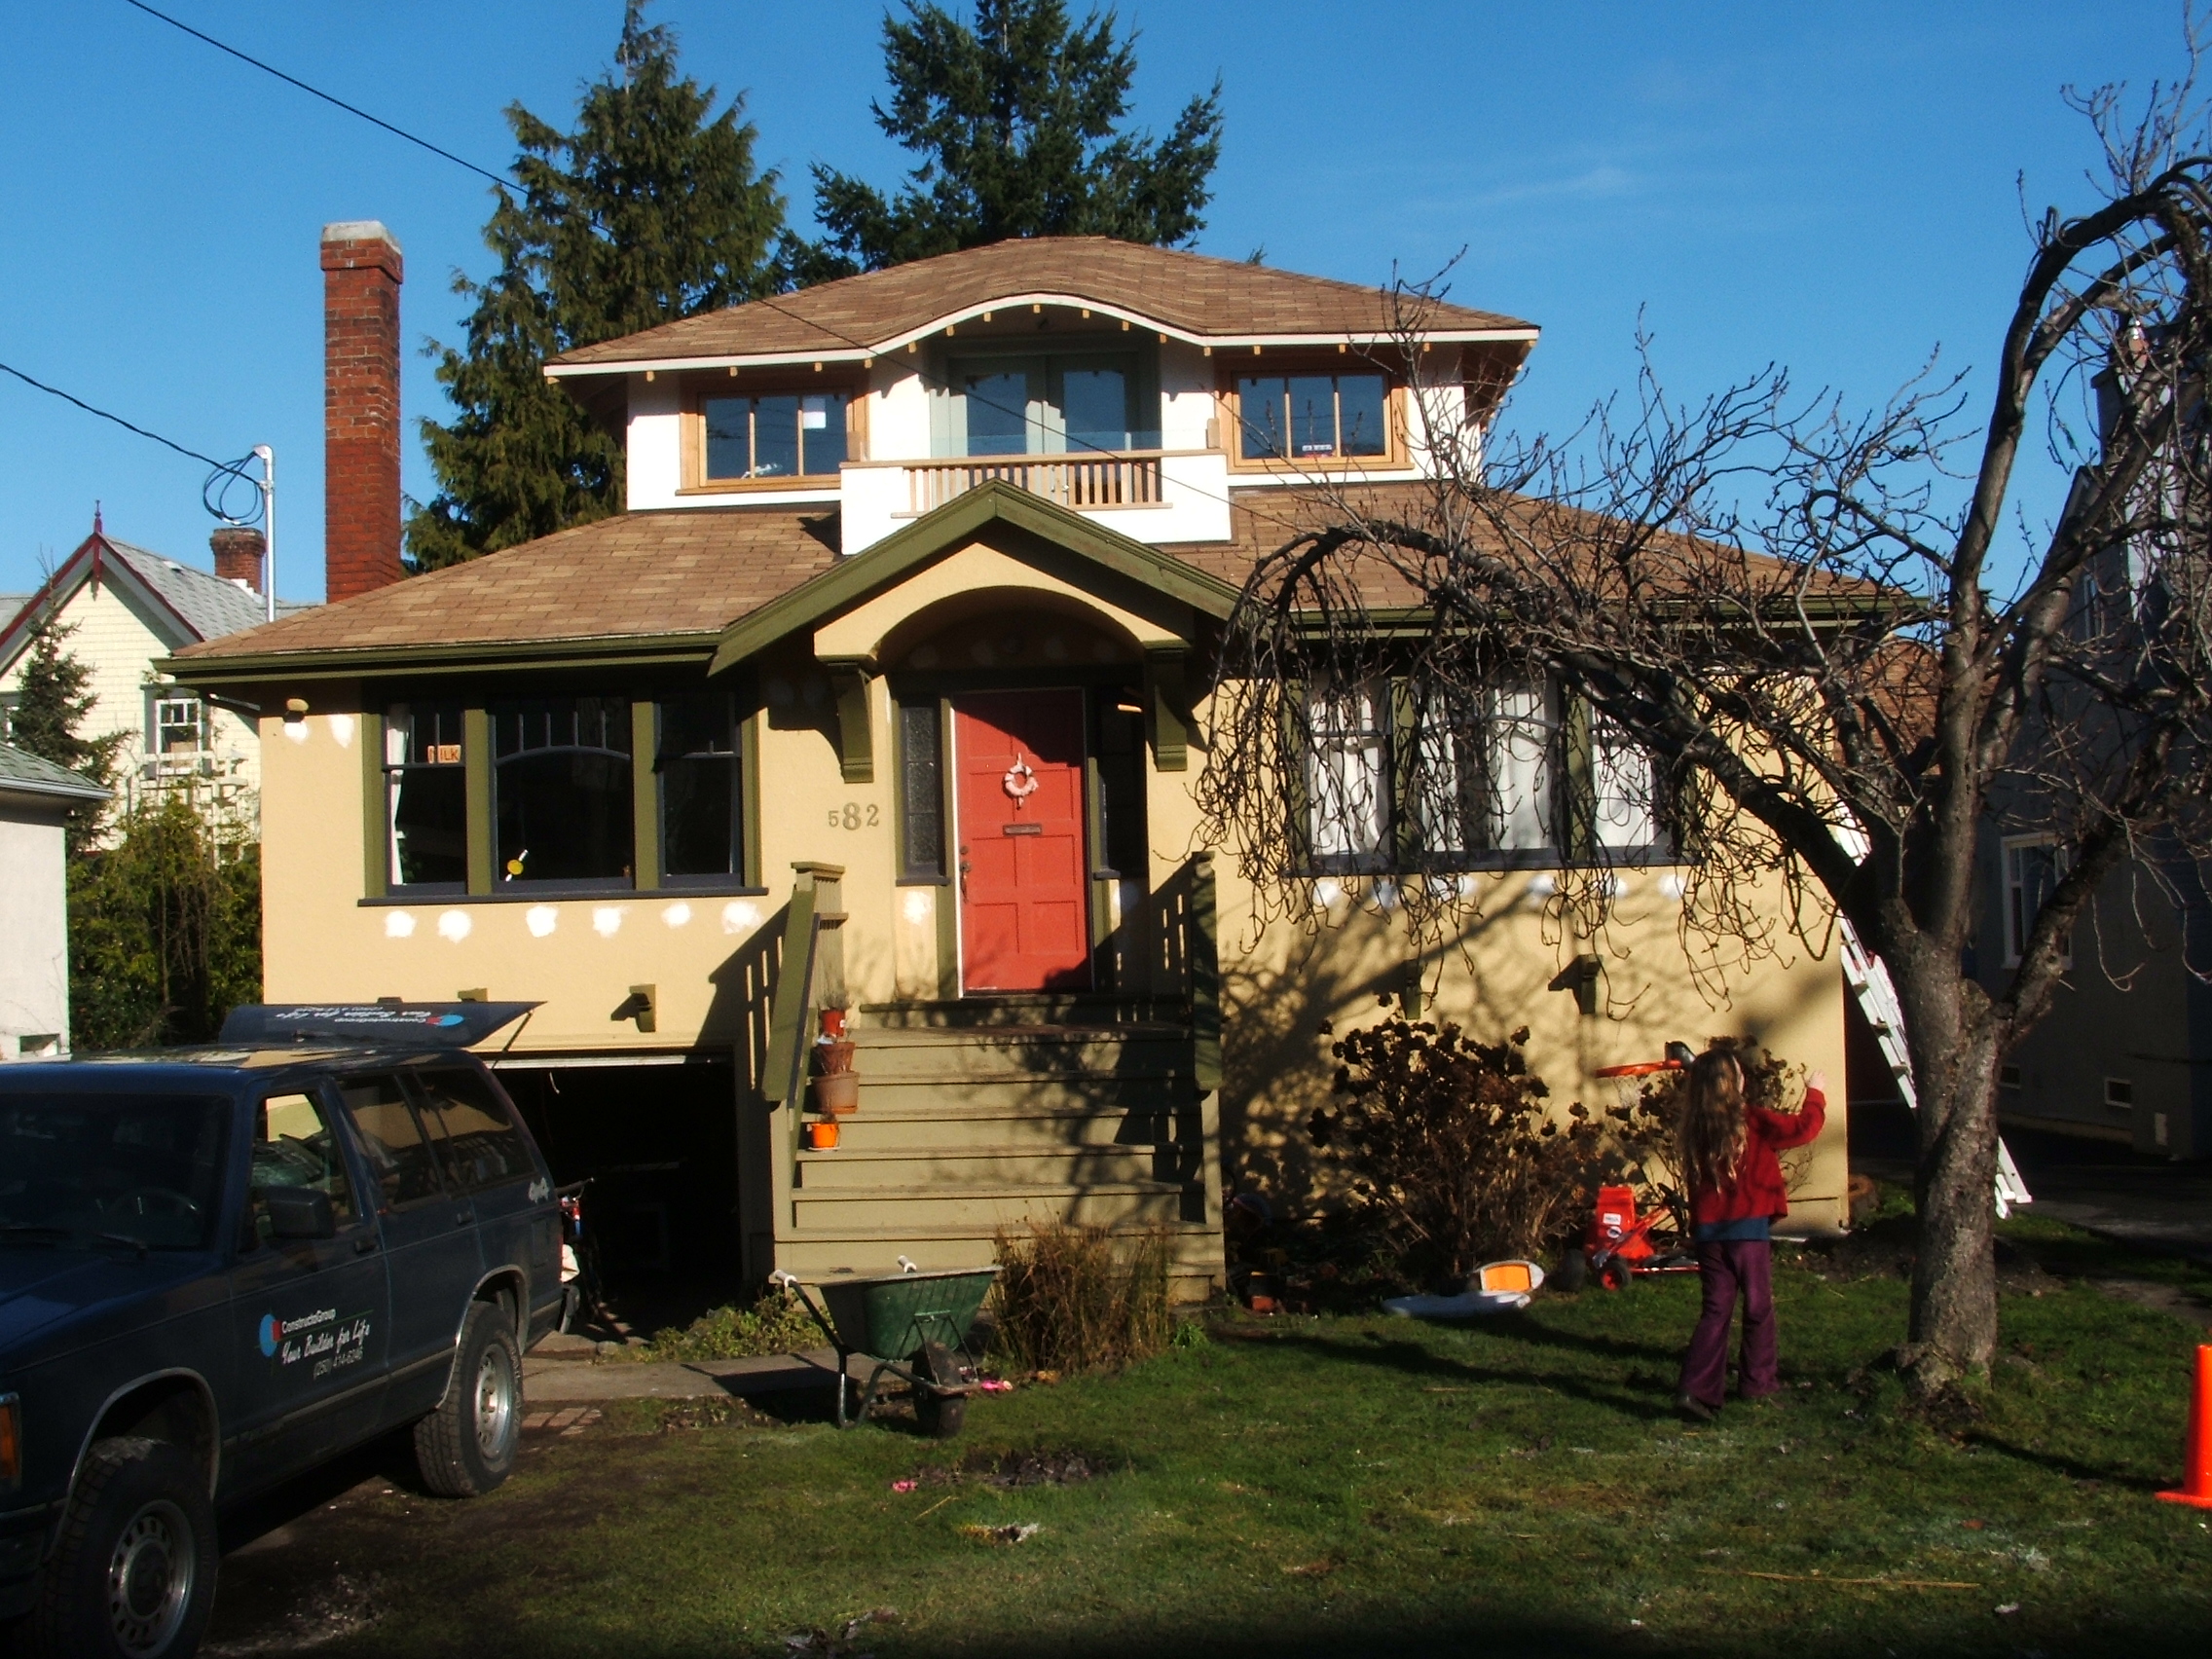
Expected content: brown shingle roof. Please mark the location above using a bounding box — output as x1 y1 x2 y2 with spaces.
548 239 1535 370
170 507 839 666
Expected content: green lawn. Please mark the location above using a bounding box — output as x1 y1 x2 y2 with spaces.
211 1225 2212 1658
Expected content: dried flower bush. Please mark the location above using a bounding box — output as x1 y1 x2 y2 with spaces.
1310 1015 1669 1284
991 1222 1172 1374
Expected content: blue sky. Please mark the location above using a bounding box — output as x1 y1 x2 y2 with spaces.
0 0 2188 601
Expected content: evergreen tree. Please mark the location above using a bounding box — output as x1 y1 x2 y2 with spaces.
70 794 261 1050
792 0 1224 281
9 611 122 852
408 2 786 571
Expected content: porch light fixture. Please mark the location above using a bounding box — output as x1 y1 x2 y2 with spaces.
284 697 309 716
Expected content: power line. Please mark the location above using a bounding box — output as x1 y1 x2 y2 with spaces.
119 1 1358 542
0 358 236 472
121 0 517 190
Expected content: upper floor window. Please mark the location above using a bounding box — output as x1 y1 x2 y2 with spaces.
492 696 633 887
1237 372 1389 464
2003 836 2071 968
947 352 1154 457
384 701 466 892
657 691 743 884
702 390 849 482
152 693 205 756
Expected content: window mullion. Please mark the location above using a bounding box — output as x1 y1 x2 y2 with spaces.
631 699 660 892
463 706 493 896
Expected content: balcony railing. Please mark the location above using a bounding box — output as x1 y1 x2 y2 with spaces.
905 453 1165 514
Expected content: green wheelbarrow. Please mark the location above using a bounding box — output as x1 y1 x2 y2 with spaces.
770 1264 1000 1436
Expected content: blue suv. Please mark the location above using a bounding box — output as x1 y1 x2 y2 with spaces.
0 1004 561 1659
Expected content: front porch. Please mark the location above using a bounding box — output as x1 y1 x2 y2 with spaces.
746 863 1226 1298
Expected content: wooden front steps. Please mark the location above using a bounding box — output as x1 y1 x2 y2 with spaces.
778 1006 1224 1297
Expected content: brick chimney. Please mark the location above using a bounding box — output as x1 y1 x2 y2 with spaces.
210 526 265 594
320 220 405 602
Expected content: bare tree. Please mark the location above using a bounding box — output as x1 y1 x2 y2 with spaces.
1198 50 2212 1391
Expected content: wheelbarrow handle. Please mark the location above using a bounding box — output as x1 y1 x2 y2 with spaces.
770 1272 843 1350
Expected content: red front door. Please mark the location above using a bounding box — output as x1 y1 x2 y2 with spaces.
954 690 1090 993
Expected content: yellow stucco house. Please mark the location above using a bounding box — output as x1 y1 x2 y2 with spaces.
170 229 1847 1293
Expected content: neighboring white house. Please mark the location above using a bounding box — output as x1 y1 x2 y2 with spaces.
0 516 284 820
0 742 109 1058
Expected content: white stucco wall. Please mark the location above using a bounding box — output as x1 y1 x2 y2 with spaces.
0 810 70 1056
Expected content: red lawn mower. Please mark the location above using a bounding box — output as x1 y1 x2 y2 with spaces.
1555 1042 1702 1292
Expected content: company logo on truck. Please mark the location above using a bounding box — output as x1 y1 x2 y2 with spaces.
258 1307 372 1376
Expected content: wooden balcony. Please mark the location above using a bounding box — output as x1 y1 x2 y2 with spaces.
905 453 1166 514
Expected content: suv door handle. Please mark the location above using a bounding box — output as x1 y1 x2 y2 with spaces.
454 1211 472 1229
352 1235 379 1255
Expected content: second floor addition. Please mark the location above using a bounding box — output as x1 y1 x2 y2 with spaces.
545 238 1538 553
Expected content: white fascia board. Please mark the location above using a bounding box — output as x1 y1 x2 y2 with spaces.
544 297 1540 380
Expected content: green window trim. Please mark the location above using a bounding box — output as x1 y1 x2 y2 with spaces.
463 707 494 896
359 710 387 901
632 699 662 891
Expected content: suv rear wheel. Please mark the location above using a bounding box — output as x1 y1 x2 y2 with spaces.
30 1436 215 1659
414 1300 522 1497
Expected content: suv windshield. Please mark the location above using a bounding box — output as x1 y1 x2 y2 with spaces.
0 1093 231 1251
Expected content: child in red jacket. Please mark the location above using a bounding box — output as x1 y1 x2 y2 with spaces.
1674 1048 1826 1420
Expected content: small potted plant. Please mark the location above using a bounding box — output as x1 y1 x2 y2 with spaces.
812 1009 859 1115
804 1117 840 1151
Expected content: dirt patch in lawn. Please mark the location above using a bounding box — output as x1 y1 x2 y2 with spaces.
903 1446 1122 1490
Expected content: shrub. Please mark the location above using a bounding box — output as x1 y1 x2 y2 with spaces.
615 1285 820 1364
991 1223 1172 1374
1310 1017 1667 1284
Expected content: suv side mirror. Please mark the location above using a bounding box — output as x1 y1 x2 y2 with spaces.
265 1187 338 1240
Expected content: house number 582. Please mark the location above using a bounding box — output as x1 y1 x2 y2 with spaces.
827 803 880 830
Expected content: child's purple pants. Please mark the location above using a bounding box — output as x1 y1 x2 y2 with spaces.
1679 1238 1778 1407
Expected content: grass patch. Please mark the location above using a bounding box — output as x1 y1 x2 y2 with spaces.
215 1222 2212 1658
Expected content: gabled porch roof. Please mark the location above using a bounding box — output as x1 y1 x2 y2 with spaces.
706 479 1242 675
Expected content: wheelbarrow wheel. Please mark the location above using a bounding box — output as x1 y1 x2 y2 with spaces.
916 1389 967 1439
1599 1255 1634 1292
912 1340 969 1439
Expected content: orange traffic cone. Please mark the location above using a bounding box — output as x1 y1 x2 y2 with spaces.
2157 1344 2212 1509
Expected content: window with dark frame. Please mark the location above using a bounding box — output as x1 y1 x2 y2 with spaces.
383 701 467 891
898 700 945 879
703 391 850 481
492 695 634 887
1304 678 1665 874
1237 372 1389 462
658 691 743 884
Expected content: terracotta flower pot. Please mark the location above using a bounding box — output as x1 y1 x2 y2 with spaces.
812 1072 861 1115
815 1039 857 1076
804 1119 840 1150
819 1007 848 1039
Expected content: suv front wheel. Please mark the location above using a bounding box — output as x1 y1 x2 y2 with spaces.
414 1300 523 1497
31 1436 216 1659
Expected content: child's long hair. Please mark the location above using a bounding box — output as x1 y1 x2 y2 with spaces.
1676 1049 1748 1195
